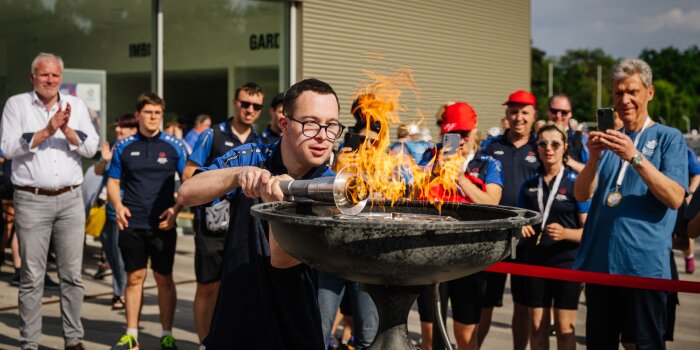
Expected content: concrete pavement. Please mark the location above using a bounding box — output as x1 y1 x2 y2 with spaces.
1 233 699 349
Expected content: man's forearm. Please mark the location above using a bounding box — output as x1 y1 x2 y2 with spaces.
30 128 51 149
574 158 599 202
62 127 80 146
178 166 249 207
634 157 685 209
106 178 123 209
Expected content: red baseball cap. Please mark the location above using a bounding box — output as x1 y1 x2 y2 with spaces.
503 90 536 106
441 102 477 134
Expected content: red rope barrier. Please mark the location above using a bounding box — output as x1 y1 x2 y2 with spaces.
484 261 700 294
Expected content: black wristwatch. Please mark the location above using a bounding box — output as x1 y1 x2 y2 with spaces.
630 153 643 167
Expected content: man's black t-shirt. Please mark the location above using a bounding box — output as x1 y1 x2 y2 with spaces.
201 142 333 349
481 131 540 207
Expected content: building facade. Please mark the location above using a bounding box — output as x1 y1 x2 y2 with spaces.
0 0 530 141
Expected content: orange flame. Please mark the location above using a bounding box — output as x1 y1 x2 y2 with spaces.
335 68 466 212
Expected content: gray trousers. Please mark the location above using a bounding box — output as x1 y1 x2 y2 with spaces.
14 188 85 349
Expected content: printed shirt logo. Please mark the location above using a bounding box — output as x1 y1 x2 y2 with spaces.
556 194 568 201
642 139 657 157
224 141 234 147
494 150 505 155
157 151 168 165
525 151 537 163
130 151 140 156
528 187 538 192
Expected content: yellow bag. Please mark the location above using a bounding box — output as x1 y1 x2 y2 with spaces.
85 204 106 238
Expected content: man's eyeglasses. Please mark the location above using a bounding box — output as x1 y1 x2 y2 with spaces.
548 107 570 116
537 141 563 150
238 100 264 111
287 116 345 141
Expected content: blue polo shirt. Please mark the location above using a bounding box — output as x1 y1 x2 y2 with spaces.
481 132 541 207
201 141 333 349
464 154 504 188
688 148 700 177
573 123 688 278
106 131 187 230
518 167 590 268
189 120 262 167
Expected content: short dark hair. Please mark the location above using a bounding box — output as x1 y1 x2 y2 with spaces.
116 113 138 129
135 92 165 112
283 78 340 119
351 94 382 133
547 93 571 108
235 82 264 100
194 114 211 125
270 92 285 109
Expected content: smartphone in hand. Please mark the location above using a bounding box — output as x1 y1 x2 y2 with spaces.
596 108 615 132
442 133 461 156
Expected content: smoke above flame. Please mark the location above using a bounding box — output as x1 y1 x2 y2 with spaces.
335 68 466 212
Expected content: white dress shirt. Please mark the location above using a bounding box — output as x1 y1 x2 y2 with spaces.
1 91 99 189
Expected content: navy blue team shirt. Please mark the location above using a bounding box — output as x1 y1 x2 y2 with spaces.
200 141 333 349
188 120 262 167
518 167 590 268
106 131 187 230
481 131 541 207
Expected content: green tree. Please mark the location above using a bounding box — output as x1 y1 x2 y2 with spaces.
640 46 700 129
530 48 616 123
555 49 616 122
531 46 552 118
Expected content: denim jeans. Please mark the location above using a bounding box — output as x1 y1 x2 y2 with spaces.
318 271 378 348
101 218 126 297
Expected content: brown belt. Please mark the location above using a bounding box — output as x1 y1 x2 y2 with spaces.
16 185 80 196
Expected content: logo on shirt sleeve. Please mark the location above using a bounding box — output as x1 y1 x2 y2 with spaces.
157 151 168 164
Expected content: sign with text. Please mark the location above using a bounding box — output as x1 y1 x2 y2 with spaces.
249 33 280 50
129 42 151 58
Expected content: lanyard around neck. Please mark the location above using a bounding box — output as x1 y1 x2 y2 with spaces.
537 166 565 231
614 117 651 188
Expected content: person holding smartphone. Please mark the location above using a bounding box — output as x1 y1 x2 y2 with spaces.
574 58 687 349
416 101 503 349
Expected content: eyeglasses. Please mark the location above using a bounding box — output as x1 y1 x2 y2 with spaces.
287 116 345 141
238 100 264 111
537 141 563 150
548 107 570 116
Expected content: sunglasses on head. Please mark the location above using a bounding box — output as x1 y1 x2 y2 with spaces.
548 107 570 116
537 141 563 150
239 100 264 111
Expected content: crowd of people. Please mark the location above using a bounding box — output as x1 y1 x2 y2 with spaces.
0 52 697 350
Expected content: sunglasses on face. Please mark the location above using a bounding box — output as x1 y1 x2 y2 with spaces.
548 107 570 116
238 100 264 111
537 141 563 150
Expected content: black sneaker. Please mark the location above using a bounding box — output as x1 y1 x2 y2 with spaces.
10 270 20 287
44 275 60 291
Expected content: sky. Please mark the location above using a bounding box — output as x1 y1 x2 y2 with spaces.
531 0 700 58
